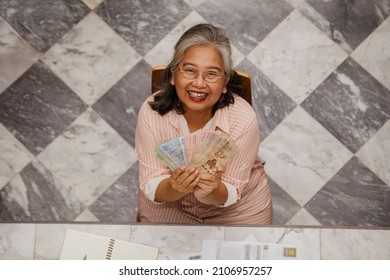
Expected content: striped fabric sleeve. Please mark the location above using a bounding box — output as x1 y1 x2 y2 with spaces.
135 98 172 192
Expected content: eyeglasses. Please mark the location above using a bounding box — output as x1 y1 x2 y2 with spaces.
177 67 224 83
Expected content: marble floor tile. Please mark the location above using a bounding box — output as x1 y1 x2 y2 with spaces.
130 224 224 260
248 9 348 104
92 59 151 147
34 223 131 260
299 0 390 53
0 17 40 94
183 0 206 8
305 157 390 227
0 159 82 222
144 11 207 67
268 177 301 225
0 0 90 52
351 16 390 91
224 227 321 259
81 0 103 10
0 124 33 189
320 228 390 259
89 162 139 223
356 120 390 187
74 209 99 222
195 0 293 55
0 223 35 259
237 59 297 140
37 108 136 208
260 107 353 206
0 62 87 155
95 0 192 56
301 57 390 153
285 0 304 8
42 12 141 106
287 208 321 226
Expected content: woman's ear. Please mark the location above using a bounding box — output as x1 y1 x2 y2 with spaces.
222 78 229 93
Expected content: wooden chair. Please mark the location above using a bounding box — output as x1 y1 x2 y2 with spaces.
151 66 252 105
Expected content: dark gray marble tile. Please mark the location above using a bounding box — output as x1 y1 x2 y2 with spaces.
236 59 297 141
0 62 87 155
89 161 139 222
268 176 301 225
95 0 191 56
195 0 293 54
299 0 390 53
0 160 82 222
305 157 390 227
301 57 390 153
93 59 151 147
0 0 89 52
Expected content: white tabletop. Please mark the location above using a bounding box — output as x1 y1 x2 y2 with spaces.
1 223 389 260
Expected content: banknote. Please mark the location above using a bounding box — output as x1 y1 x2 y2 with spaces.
155 136 186 170
155 130 239 173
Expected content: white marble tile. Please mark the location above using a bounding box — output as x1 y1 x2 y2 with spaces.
0 223 35 259
144 11 207 67
356 120 390 187
260 107 353 206
231 44 246 68
75 208 100 222
320 228 390 259
37 108 136 207
0 123 34 189
287 208 321 226
248 9 348 104
34 223 131 260
130 224 224 260
225 226 321 259
81 0 104 10
0 17 39 94
351 16 390 91
42 12 141 105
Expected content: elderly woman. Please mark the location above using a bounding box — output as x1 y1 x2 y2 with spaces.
135 23 272 224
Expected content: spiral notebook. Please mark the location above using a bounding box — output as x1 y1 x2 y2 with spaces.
59 229 159 260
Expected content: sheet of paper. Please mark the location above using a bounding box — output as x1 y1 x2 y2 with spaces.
201 239 297 260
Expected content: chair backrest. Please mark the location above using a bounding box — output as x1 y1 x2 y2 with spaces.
151 66 252 105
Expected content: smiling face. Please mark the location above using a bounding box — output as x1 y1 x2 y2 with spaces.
171 45 228 118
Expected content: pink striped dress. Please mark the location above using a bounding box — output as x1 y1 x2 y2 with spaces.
135 94 272 225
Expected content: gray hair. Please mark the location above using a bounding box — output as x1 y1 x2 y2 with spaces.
168 23 233 78
149 23 242 116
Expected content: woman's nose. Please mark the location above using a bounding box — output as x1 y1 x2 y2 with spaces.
192 73 207 87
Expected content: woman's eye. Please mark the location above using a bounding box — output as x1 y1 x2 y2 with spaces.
207 72 218 76
184 68 196 73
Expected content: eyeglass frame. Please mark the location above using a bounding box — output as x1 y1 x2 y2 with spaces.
175 66 225 83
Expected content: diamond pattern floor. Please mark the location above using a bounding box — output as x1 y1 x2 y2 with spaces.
1 0 389 226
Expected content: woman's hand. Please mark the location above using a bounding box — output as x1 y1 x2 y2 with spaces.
155 167 199 202
193 166 227 205
169 167 199 195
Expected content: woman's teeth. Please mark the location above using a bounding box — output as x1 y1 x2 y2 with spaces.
189 91 207 98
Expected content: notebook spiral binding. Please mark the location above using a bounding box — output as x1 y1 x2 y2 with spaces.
106 238 115 260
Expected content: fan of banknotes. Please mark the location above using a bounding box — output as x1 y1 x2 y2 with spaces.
155 130 239 174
